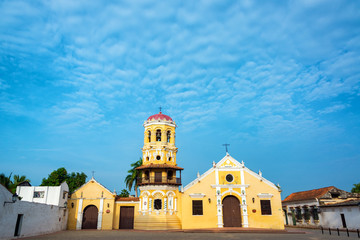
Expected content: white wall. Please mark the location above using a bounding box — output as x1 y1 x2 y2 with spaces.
321 206 360 230
0 185 68 240
16 182 69 207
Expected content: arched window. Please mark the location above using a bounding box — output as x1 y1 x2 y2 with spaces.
146 157 149 161
156 129 161 141
167 131 171 142
148 131 151 142
154 199 162 210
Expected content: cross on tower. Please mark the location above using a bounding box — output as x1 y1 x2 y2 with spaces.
222 143 230 153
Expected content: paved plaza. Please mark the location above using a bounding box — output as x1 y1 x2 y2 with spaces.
24 228 360 240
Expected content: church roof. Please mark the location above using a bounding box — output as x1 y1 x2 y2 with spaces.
147 111 173 121
282 186 335 202
136 163 184 170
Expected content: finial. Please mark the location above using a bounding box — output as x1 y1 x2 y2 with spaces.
222 143 230 154
91 171 95 179
197 172 200 178
212 161 216 168
159 106 162 113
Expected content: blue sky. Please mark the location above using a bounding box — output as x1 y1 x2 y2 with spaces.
1 0 359 198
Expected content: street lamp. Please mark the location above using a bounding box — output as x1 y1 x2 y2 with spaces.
3 193 19 206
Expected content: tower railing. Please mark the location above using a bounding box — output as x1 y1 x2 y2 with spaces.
137 176 181 186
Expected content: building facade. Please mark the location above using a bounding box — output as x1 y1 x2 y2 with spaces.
67 111 284 230
282 186 360 227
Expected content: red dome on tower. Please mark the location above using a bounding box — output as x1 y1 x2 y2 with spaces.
147 112 173 121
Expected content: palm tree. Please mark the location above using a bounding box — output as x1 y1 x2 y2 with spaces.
0 173 12 189
10 175 30 193
124 158 142 197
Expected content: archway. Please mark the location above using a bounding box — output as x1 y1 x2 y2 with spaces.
222 196 241 227
82 205 98 229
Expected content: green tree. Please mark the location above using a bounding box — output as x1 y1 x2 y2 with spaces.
119 189 130 197
10 175 30 193
41 168 87 193
351 183 360 193
125 158 142 197
0 173 12 189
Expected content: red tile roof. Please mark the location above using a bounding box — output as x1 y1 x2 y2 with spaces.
283 186 335 202
115 197 139 201
147 112 173 121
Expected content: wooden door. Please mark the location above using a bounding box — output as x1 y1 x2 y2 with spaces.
82 205 98 229
119 206 134 229
222 196 241 227
155 172 162 183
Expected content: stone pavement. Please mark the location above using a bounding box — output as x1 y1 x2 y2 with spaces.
22 228 360 240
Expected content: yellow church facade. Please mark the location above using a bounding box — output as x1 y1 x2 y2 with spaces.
67 111 284 230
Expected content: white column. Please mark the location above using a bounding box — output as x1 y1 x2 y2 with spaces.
240 168 249 227
216 187 223 228
76 198 83 230
97 198 104 230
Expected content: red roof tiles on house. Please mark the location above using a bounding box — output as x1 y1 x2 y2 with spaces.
115 197 139 201
283 186 335 202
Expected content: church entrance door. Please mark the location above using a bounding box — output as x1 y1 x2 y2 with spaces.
119 206 134 229
82 205 98 229
222 196 241 227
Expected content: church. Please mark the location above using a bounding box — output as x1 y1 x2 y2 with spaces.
67 111 284 230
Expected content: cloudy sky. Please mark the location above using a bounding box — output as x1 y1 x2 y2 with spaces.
1 0 359 198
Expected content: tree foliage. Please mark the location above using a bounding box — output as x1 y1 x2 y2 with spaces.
351 183 360 193
0 173 30 193
119 189 130 197
41 168 87 193
124 158 142 197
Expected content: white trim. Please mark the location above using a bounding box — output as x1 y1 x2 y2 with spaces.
115 201 140 204
183 167 214 191
257 193 274 198
211 184 249 188
189 193 206 198
152 190 165 197
139 185 178 191
166 191 176 197
221 189 242 198
244 167 278 190
72 177 114 196
143 122 176 128
76 198 83 230
97 198 104 230
140 190 151 197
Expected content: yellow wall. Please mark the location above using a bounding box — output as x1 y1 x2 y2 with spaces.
67 179 115 230
243 171 284 229
181 171 218 229
113 201 139 229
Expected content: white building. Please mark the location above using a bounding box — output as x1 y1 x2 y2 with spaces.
0 184 68 240
320 200 360 230
282 186 360 228
16 181 69 207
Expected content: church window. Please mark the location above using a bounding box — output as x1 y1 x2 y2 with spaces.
192 200 203 215
167 131 171 142
156 129 161 141
260 200 272 215
146 157 149 161
226 174 234 183
167 170 173 180
154 199 162 210
148 131 151 142
168 157 171 161
156 155 161 160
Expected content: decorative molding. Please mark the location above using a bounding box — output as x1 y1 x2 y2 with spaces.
115 201 140 204
211 184 249 188
139 185 178 191
189 193 206 198
257 193 274 198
